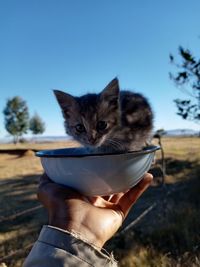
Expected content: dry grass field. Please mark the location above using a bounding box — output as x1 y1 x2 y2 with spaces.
0 137 199 267
0 140 79 180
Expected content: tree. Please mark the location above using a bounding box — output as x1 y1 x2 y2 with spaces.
170 46 200 125
29 113 45 136
3 96 29 143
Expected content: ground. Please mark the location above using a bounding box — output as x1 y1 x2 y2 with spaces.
0 137 199 267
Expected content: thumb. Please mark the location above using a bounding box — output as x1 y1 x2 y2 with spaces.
117 173 153 218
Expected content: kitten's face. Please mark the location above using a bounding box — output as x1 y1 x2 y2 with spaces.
54 78 120 147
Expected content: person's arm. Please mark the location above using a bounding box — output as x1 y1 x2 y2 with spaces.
23 225 117 267
23 173 152 267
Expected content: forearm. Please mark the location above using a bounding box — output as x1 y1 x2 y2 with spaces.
23 225 118 267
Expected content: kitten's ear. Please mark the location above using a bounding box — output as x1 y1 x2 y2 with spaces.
53 90 78 117
100 78 120 105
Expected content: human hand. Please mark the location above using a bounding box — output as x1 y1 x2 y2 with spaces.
38 173 153 249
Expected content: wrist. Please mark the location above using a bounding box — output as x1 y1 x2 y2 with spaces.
67 224 104 249
49 215 104 249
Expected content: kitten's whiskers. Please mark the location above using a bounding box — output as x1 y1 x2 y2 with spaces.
106 138 125 151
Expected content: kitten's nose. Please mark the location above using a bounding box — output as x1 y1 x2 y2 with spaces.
88 136 96 143
88 134 96 144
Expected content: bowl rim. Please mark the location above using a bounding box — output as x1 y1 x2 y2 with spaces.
36 145 160 158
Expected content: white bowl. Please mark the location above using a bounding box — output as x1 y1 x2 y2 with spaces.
36 146 160 196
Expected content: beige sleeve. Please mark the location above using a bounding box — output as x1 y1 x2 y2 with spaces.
23 225 118 267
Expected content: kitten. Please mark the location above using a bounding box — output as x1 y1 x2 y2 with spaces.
54 78 153 152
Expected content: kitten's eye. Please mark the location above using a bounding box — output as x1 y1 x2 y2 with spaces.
97 121 107 131
75 124 86 133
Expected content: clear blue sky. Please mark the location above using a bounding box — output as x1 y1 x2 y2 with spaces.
0 0 200 137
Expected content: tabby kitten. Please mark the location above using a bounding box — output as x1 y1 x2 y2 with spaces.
54 78 153 152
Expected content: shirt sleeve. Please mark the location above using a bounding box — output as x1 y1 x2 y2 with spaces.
23 225 118 267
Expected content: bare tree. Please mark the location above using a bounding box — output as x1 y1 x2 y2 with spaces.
170 46 200 132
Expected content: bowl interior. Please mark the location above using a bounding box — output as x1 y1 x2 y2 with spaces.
36 145 160 158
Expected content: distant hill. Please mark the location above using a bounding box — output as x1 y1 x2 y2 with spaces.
0 135 72 144
0 129 199 144
164 129 199 136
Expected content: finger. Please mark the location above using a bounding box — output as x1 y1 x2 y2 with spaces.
38 173 83 200
86 195 119 209
117 173 153 218
88 196 112 207
102 195 112 201
109 192 124 203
